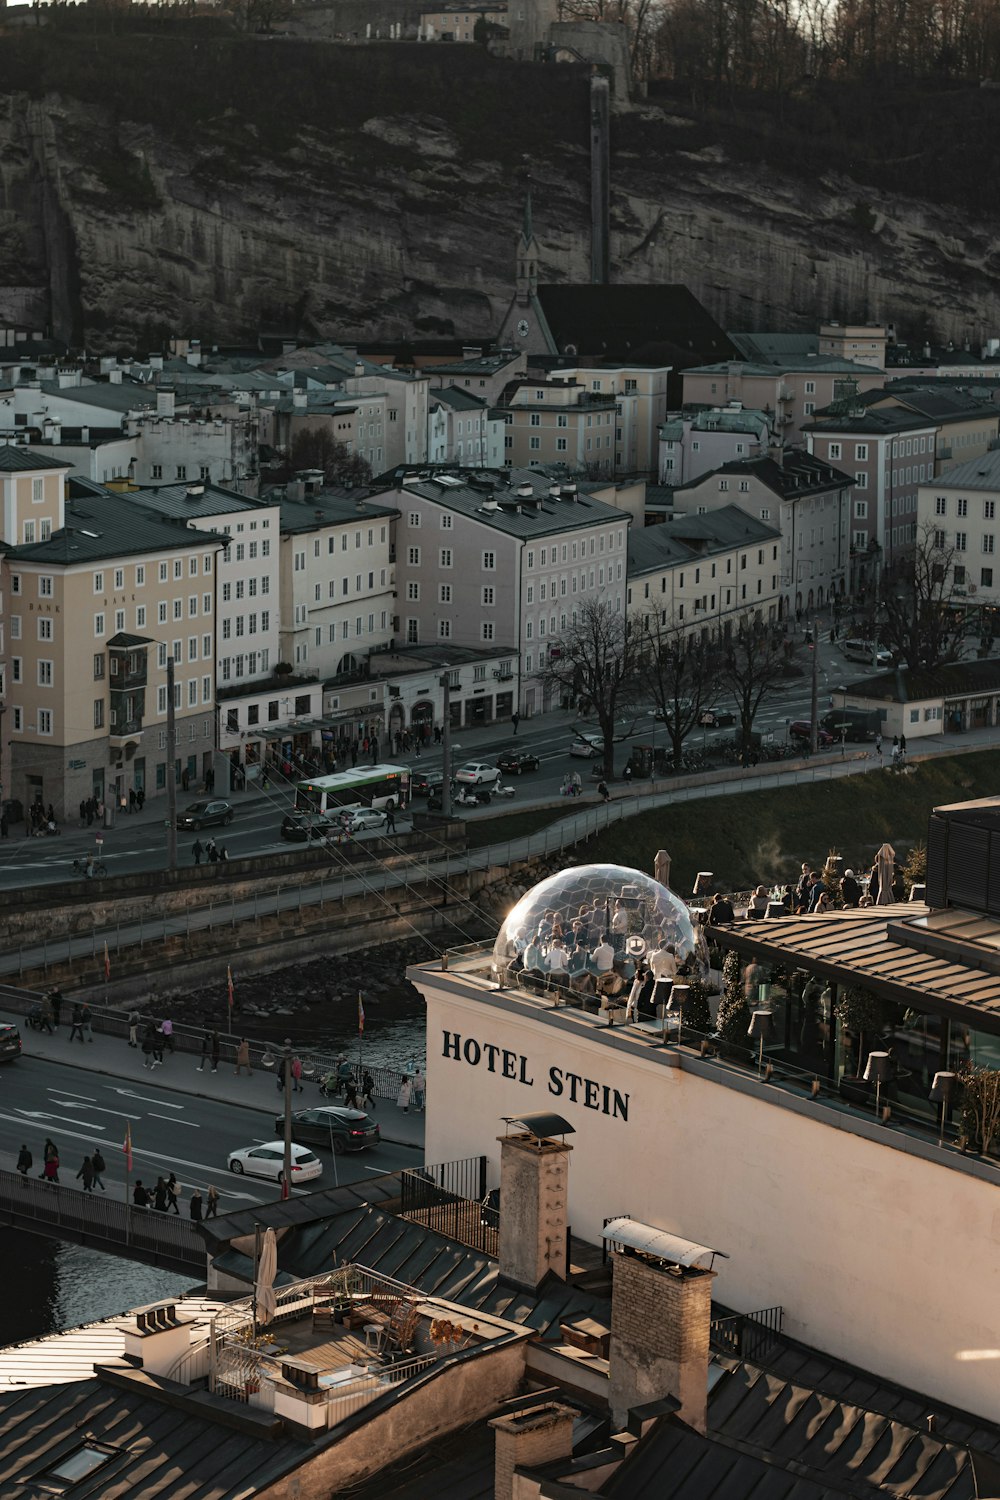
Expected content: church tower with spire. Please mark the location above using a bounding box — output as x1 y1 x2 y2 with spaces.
515 192 539 307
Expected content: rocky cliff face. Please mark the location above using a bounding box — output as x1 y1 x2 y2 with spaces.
1 52 999 351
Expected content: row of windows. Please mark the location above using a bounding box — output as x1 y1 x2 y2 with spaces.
953 566 993 588
224 540 270 564
220 650 270 682
935 496 996 519
428 620 496 642
155 679 214 712
526 534 624 568
935 531 995 554
221 613 271 639
91 596 213 637
91 557 214 594
408 512 453 529
222 578 270 602
407 582 494 605
406 547 496 569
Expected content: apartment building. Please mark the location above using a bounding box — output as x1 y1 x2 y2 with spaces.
499 377 620 475
817 322 888 369
866 383 1000 474
124 482 281 693
427 387 505 467
673 451 852 618
658 404 772 485
2 482 221 819
381 465 630 714
627 505 783 637
916 450 1000 618
682 358 885 446
0 374 159 434
803 406 937 584
277 487 398 680
125 386 258 492
549 362 671 476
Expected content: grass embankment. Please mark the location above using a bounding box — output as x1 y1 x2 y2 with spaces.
470 750 1000 893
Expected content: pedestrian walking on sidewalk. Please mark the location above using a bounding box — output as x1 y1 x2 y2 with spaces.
166 1173 181 1215
206 1184 219 1218
234 1038 252 1076
16 1145 32 1178
141 1022 157 1069
210 1031 221 1073
91 1148 106 1191
160 1017 175 1053
291 1056 303 1092
397 1076 412 1113
81 1004 93 1043
50 989 63 1029
192 839 204 866
38 995 54 1035
197 1031 211 1071
76 1156 95 1193
190 1189 203 1223
153 1178 168 1212
133 1181 150 1208
412 1069 425 1113
42 1153 60 1184
69 1005 85 1043
128 1011 140 1048
361 1071 376 1109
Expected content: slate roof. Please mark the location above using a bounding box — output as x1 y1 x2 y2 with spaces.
0 443 72 472
869 385 997 424
686 355 877 378
278 492 398 534
674 451 852 501
374 466 629 539
628 505 780 576
803 406 934 436
8 491 226 565
0 1373 304 1499
533 285 738 366
38 380 158 414
925 450 1000 490
432 385 489 412
728 330 821 363
126 482 274 521
838 657 1000 703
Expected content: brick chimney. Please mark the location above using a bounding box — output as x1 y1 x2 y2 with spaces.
608 1245 716 1433
490 1401 576 1500
497 1128 572 1291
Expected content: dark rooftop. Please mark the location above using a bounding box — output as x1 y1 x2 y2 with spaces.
839 657 1000 704
373 466 629 539
9 491 228 565
126 481 275 521
0 443 72 473
533 284 738 368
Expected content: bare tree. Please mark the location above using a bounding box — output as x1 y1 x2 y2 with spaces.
289 429 372 488
538 601 644 778
640 610 719 768
868 524 966 671
717 613 788 762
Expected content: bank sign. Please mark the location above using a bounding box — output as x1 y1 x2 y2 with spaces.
441 1029 630 1121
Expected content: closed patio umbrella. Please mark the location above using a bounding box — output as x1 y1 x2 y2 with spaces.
255 1227 278 1328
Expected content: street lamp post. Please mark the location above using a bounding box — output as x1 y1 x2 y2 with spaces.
281 1037 293 1200
439 671 453 817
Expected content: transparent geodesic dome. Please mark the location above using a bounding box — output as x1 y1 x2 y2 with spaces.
492 863 708 978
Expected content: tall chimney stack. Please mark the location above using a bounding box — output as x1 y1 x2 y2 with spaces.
604 1220 721 1435
497 1115 574 1291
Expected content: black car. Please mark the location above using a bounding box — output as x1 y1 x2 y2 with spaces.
497 748 540 775
280 812 335 843
278 1105 381 1154
412 771 444 798
0 1023 21 1063
176 799 234 831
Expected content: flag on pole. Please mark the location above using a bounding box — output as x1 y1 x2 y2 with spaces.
104 941 111 982
123 1122 133 1173
227 966 234 1016
358 993 365 1034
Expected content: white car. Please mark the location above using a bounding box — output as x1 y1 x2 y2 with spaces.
342 807 389 833
227 1141 322 1184
569 736 603 758
454 761 501 786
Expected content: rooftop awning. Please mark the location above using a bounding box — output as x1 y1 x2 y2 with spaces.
602 1218 727 1270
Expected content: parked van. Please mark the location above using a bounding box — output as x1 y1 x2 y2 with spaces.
841 639 892 668
821 709 882 742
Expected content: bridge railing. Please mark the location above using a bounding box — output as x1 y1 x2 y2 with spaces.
0 1167 205 1267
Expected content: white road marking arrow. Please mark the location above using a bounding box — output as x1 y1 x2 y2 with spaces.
104 1088 184 1109
16 1109 107 1130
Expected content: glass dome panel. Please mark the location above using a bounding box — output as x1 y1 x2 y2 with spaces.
492 863 707 979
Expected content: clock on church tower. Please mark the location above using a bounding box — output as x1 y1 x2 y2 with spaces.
516 318 530 339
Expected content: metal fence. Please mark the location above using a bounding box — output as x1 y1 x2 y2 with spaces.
0 1166 205 1272
0 750 880 982
0 983 410 1104
710 1305 784 1363
399 1156 497 1256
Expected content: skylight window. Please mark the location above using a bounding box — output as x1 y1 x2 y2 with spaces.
41 1443 117 1488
